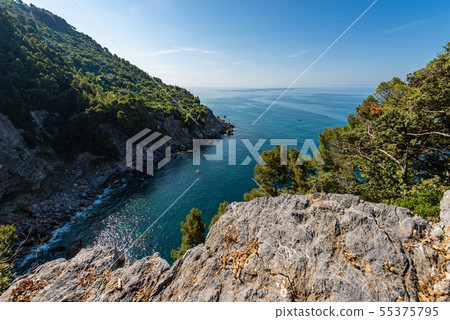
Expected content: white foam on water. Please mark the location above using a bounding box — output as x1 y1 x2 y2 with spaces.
17 185 118 272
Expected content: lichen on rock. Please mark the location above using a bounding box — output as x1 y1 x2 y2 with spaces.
1 193 449 302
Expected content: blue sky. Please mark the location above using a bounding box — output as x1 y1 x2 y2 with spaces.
22 0 450 88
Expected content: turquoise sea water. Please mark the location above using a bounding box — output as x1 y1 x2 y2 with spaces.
20 87 374 270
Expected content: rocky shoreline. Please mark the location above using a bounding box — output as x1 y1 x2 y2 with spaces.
9 163 127 273
1 113 234 274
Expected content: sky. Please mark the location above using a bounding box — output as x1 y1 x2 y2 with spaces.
22 0 450 88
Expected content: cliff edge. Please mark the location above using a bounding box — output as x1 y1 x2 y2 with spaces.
1 192 449 302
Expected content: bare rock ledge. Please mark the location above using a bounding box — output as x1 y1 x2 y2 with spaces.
1 193 449 302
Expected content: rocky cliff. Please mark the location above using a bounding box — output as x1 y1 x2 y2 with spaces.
2 192 449 302
0 108 230 267
0 0 234 265
0 113 49 199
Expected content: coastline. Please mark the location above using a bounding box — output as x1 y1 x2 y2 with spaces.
5 117 234 275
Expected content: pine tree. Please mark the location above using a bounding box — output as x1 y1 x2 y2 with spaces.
208 201 229 230
171 208 206 261
253 145 289 196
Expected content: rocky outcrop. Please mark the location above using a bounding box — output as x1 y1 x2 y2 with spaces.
0 105 231 267
2 193 448 302
0 113 48 198
441 190 450 226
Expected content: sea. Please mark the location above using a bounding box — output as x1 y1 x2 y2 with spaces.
17 87 374 273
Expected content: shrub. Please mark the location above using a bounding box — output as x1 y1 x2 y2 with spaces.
0 224 17 294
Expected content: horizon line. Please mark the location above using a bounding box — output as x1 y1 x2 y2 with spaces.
185 85 377 89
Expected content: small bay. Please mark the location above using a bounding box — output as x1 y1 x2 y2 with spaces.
22 87 374 269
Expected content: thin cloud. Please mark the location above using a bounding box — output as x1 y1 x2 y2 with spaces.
218 60 251 73
381 18 433 34
288 49 309 58
134 47 219 57
204 61 221 65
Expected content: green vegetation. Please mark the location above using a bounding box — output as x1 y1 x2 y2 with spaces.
394 178 444 219
0 0 209 160
172 201 230 260
208 201 229 230
171 208 206 261
246 44 450 219
0 224 17 294
244 146 316 201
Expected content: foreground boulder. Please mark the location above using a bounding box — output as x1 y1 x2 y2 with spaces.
1 193 449 302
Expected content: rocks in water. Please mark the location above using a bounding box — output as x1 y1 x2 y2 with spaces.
1 193 449 302
1 165 121 267
216 116 234 135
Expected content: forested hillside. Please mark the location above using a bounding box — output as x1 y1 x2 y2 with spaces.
0 0 212 159
0 1 229 291
246 44 450 219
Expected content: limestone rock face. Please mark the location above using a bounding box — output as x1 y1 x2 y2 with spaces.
1 194 449 302
440 190 450 226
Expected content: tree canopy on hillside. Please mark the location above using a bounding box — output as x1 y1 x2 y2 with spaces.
0 0 209 159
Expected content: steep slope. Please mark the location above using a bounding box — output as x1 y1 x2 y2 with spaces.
2 193 448 302
0 0 229 265
0 0 226 160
